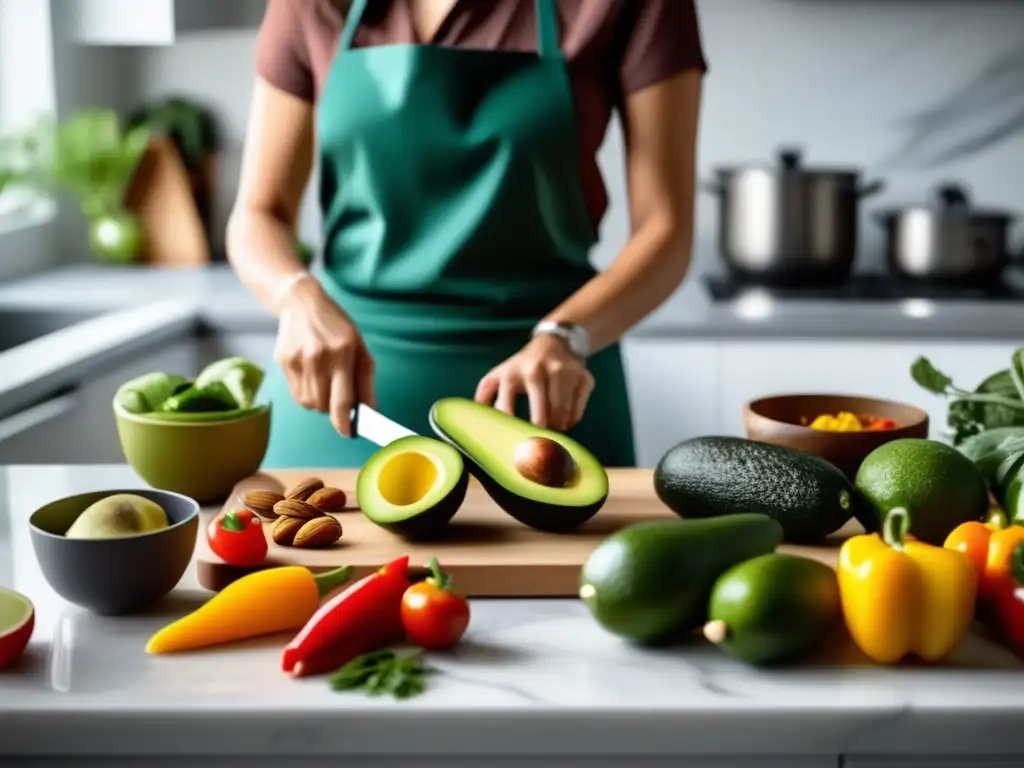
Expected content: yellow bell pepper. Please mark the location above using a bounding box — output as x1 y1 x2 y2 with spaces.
838 507 977 664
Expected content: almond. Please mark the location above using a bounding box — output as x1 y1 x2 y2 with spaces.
307 487 348 513
286 477 324 502
273 498 325 520
293 516 343 548
272 516 305 546
243 490 285 520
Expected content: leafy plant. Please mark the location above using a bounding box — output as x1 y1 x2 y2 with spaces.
911 354 1024 444
45 109 150 220
0 118 50 199
126 96 219 170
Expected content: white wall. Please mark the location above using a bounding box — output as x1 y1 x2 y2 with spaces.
8 0 1024 278
0 4 135 281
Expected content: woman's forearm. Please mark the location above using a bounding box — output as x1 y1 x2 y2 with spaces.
226 209 312 318
543 218 694 353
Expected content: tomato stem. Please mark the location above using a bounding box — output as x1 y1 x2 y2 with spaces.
425 556 451 591
220 511 246 532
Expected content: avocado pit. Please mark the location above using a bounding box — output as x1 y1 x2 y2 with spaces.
513 437 576 488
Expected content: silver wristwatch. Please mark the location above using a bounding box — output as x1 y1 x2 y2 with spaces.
532 321 590 359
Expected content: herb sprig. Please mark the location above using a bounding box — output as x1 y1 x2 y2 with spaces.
327 650 437 700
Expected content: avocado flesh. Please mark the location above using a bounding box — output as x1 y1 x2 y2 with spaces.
429 398 608 533
357 436 468 540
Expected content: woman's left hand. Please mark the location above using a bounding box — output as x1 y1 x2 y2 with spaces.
475 334 594 431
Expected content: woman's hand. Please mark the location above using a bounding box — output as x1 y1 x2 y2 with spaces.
475 334 594 432
273 276 376 437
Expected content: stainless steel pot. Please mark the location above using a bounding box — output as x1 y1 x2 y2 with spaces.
876 184 1017 284
704 149 885 286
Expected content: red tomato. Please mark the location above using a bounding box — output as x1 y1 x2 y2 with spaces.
401 557 470 650
207 509 267 567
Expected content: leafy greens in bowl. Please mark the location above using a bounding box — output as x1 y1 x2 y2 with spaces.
113 356 265 423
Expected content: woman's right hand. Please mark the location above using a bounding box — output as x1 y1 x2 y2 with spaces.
273 275 376 437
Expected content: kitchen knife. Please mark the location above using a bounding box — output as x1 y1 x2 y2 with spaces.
349 403 418 446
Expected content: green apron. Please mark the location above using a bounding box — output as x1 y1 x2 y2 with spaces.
261 0 635 469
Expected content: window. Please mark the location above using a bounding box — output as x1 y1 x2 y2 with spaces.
0 0 57 234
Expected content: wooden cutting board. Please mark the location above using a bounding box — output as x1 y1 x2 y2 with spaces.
195 469 860 596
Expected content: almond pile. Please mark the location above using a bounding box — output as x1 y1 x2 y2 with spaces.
242 476 347 549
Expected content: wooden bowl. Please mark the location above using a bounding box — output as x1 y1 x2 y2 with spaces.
742 393 929 480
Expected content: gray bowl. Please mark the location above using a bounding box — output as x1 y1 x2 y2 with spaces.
28 489 200 616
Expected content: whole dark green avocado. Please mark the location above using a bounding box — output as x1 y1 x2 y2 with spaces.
654 436 861 544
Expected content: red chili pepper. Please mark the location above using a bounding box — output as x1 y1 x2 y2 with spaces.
981 542 1024 660
207 510 267 567
281 555 411 677
401 556 470 651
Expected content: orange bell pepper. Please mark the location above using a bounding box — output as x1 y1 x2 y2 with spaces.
838 507 977 665
944 513 1024 601
146 565 352 654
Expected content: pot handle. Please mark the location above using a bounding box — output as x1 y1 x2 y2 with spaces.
937 183 970 210
857 180 886 198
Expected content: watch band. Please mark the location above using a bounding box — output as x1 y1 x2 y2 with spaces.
532 321 590 359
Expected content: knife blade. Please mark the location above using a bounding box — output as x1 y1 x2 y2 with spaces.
349 403 418 446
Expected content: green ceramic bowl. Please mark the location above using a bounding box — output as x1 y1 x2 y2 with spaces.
113 402 271 504
29 488 199 616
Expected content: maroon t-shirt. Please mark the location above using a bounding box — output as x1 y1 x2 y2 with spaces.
256 0 708 228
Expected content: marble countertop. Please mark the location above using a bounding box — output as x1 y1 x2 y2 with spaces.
3 262 1024 418
2 464 1024 758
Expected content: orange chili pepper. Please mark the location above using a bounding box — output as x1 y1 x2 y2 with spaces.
944 517 1024 600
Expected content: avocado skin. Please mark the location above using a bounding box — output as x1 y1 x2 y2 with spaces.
707 553 841 666
654 436 856 544
428 410 607 534
368 467 470 541
580 514 784 644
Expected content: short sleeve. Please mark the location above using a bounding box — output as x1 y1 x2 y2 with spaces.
255 0 316 102
618 0 708 95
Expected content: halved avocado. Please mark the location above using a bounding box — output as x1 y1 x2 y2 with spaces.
357 435 469 540
428 398 609 533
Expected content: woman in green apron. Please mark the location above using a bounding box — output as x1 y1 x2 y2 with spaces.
227 0 706 468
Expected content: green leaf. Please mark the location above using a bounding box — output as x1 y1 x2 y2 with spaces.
1010 349 1024 403
910 356 953 395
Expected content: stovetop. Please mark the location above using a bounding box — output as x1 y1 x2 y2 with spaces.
704 274 1024 302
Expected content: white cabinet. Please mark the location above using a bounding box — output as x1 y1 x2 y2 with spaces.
622 340 720 468
69 0 265 46
0 341 198 464
716 341 1020 439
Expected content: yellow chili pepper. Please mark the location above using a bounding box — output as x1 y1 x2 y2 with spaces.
145 565 352 654
838 507 976 664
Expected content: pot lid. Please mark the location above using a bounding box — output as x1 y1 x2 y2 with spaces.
876 183 1018 221
715 148 865 177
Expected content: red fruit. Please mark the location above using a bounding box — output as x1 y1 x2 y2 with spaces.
0 588 34 671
